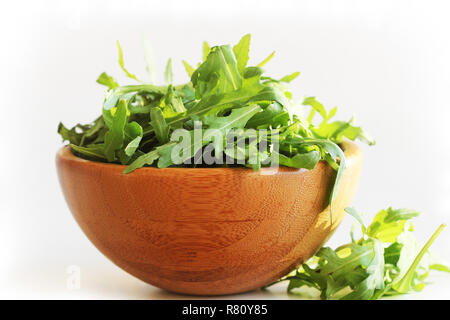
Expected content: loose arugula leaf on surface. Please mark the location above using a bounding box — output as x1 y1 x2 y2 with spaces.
266 207 448 300
122 148 161 174
342 239 385 300
70 144 106 160
367 207 420 242
345 207 366 232
280 72 300 83
391 225 446 294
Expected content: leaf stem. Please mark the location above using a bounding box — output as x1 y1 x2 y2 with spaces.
393 224 446 293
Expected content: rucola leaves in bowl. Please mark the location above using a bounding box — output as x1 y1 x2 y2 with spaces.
58 34 374 217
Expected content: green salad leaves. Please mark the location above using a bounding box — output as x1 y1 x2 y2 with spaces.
58 35 375 222
266 207 449 299
57 35 447 300
58 34 374 178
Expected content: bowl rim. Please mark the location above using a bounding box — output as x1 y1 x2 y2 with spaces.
56 140 359 174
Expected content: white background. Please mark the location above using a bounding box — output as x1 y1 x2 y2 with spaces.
1 0 450 299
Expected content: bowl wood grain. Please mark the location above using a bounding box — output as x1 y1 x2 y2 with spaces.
56 140 362 295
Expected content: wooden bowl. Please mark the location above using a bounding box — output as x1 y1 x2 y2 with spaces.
56 140 362 295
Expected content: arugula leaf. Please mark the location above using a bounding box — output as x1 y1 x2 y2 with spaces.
122 148 161 174
304 96 375 146
367 207 420 242
267 207 448 300
345 207 366 233
96 72 119 89
246 102 290 128
430 264 450 272
160 85 186 116
303 96 327 119
233 34 251 75
123 121 143 158
302 243 376 299
203 41 211 61
70 144 106 160
272 150 320 170
104 99 128 161
143 37 156 84
191 45 242 97
117 41 141 82
384 242 403 265
257 51 275 67
58 35 447 301
393 224 446 293
156 104 262 168
164 58 173 85
58 122 82 145
182 60 195 77
150 107 169 144
293 138 346 220
202 104 262 130
124 136 142 158
341 239 385 300
81 117 105 144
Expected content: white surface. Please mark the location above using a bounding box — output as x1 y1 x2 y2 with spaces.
1 0 450 299
3 262 450 300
